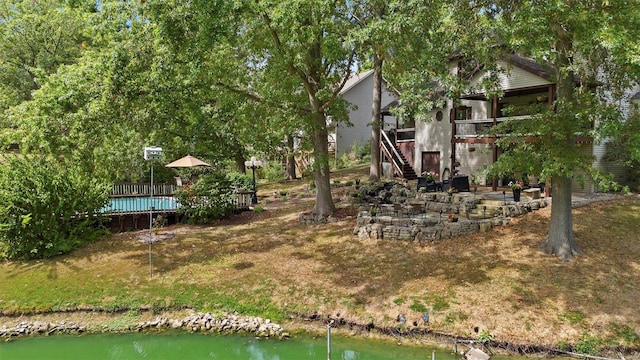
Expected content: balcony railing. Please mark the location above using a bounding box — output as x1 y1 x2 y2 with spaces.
396 128 415 142
454 115 531 139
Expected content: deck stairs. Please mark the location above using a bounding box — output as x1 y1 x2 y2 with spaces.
398 152 418 180
381 130 418 180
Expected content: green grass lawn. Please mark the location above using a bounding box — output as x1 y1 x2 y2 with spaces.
1 166 639 352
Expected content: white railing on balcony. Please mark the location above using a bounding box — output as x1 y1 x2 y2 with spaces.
454 115 531 125
396 128 415 142
455 115 532 139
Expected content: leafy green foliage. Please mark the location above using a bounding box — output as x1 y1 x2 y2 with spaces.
0 0 88 112
225 172 254 190
0 155 110 260
260 162 286 183
478 329 494 343
174 173 235 224
575 333 601 355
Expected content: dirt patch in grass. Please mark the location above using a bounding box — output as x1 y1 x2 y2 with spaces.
1 167 639 353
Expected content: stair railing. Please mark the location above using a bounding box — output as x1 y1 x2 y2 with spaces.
380 130 405 177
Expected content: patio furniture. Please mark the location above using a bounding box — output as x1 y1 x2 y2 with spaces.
417 177 438 192
442 175 470 192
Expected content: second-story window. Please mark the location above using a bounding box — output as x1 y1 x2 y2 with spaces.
456 106 472 120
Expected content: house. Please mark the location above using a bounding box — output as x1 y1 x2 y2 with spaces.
333 70 398 158
379 55 633 192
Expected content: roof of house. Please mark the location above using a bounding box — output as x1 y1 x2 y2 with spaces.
339 69 374 95
504 54 555 81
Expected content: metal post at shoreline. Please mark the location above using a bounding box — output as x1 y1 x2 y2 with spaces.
144 146 163 279
149 164 153 278
327 323 331 360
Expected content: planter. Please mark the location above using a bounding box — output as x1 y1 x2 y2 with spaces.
512 188 521 202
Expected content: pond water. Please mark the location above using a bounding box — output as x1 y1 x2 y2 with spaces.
0 332 463 360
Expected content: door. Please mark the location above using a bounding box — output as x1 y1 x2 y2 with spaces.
421 152 440 179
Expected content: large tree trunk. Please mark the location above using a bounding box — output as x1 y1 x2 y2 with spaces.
286 134 297 180
234 144 247 174
543 28 580 261
369 52 383 181
543 175 580 260
310 112 336 215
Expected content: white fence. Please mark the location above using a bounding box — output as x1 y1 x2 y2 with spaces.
110 183 176 197
109 183 254 212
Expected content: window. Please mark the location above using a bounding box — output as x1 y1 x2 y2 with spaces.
455 106 472 120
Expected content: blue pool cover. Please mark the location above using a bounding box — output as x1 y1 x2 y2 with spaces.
101 196 181 214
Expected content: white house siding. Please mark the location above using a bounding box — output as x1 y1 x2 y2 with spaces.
587 86 640 189
457 144 494 185
444 60 554 185
413 107 452 179
571 143 596 192
412 58 635 193
336 71 397 157
469 60 552 91
593 142 626 186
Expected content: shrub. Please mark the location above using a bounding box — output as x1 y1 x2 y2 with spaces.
225 172 253 190
174 173 235 224
261 161 286 182
0 155 110 260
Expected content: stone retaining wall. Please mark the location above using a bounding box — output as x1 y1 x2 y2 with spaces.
353 198 549 242
0 313 287 341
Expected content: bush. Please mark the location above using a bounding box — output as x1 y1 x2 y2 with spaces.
260 161 286 182
174 173 235 224
0 155 110 260
225 172 253 190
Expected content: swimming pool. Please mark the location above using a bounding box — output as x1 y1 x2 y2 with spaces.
101 196 181 215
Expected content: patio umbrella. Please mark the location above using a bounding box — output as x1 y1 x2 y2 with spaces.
165 155 211 168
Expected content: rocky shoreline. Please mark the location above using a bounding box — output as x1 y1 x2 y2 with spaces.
1 312 287 342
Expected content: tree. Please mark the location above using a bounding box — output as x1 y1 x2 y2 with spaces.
0 154 109 260
7 0 258 181
231 0 357 214
349 1 450 182
5 1 160 181
348 1 388 181
482 0 640 260
0 0 88 114
152 0 356 215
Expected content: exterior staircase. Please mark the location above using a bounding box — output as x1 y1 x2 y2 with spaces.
380 130 418 180
468 196 508 220
399 154 418 180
